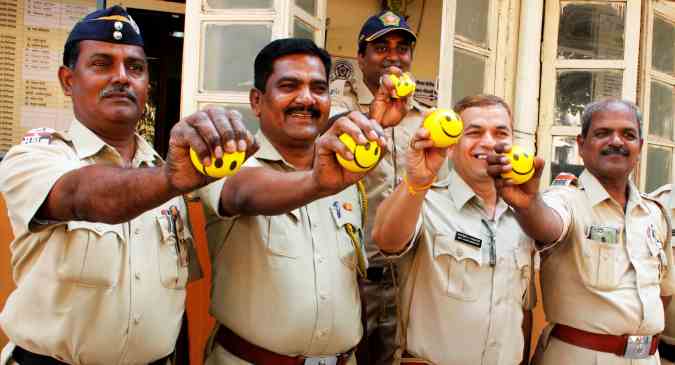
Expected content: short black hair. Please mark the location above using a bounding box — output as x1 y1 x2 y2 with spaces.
254 38 332 92
63 40 81 68
580 98 643 138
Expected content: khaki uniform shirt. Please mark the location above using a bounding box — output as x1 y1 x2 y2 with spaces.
199 132 363 363
397 171 536 365
330 76 449 265
650 184 675 345
0 120 199 365
541 170 675 336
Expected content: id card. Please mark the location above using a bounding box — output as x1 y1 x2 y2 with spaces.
588 225 619 244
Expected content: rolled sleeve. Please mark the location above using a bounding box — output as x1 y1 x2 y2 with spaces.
540 189 573 251
379 214 422 259
660 214 675 297
0 143 80 232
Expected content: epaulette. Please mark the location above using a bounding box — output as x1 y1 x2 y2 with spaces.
551 172 578 187
648 184 672 198
21 127 55 145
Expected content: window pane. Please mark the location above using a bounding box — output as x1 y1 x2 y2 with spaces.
294 18 315 40
205 0 272 9
455 0 489 46
451 49 485 105
295 0 316 16
652 16 675 76
198 103 259 133
649 81 674 140
202 24 272 92
550 136 584 181
554 70 622 126
557 2 625 60
645 145 673 193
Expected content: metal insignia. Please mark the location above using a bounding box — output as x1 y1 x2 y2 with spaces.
113 31 122 40
114 21 123 30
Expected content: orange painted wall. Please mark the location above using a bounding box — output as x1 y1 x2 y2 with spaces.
0 196 15 348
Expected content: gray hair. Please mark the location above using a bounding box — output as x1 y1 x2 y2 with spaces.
580 98 643 138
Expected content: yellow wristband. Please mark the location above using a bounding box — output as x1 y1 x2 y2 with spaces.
404 173 435 196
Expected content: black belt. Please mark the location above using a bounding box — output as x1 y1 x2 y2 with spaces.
660 341 675 362
12 346 171 365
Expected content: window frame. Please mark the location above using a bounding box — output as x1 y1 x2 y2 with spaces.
537 0 641 185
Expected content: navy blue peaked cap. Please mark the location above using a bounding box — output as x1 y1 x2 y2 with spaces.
63 5 143 64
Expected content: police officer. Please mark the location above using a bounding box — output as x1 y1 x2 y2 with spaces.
329 11 447 364
372 94 535 365
199 38 392 365
488 98 675 365
0 6 256 364
650 184 675 365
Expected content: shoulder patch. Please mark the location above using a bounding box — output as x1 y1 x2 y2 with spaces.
21 127 55 145
551 172 578 187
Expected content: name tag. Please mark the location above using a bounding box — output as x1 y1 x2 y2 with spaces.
455 231 482 248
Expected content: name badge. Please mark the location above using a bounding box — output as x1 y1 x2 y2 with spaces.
455 231 482 248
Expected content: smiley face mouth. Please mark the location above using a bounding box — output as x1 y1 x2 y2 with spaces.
511 164 534 176
354 143 380 169
440 117 462 138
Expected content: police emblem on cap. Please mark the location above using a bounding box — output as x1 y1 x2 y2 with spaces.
379 11 401 26
113 31 122 40
114 21 123 30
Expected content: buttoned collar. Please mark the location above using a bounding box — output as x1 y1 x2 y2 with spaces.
65 118 161 166
579 169 646 211
253 130 304 171
447 170 510 219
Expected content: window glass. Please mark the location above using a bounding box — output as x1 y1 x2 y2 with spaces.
293 18 315 40
205 0 272 9
295 0 317 16
554 69 622 126
648 81 674 140
645 145 673 193
202 24 272 92
550 136 584 180
452 49 486 105
557 2 625 59
652 16 675 76
455 0 489 46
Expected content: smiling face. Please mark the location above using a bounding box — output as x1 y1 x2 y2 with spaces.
578 104 643 182
250 53 330 149
451 104 513 184
59 40 148 135
502 145 535 184
358 32 413 93
336 133 381 172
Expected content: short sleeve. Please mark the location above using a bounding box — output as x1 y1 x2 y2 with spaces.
0 141 80 232
540 188 574 250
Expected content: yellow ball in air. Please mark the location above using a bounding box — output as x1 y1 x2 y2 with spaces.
336 133 381 173
501 145 535 185
423 109 463 148
190 147 245 178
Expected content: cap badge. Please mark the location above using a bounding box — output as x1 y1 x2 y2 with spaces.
379 11 401 26
114 21 123 30
113 31 122 40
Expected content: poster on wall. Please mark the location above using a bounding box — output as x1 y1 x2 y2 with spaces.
0 0 95 154
329 56 438 109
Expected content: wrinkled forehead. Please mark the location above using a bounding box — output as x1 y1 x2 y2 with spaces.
459 104 513 130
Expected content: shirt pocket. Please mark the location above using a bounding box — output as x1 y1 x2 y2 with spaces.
580 238 624 291
331 204 364 272
433 234 482 301
156 214 189 289
60 221 124 287
265 212 301 265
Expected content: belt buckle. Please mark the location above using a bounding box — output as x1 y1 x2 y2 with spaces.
303 356 338 365
624 335 652 359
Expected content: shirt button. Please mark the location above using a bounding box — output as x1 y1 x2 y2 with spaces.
133 316 141 325
455 248 464 257
134 272 141 280
317 255 325 263
134 228 141 235
312 222 319 229
320 292 328 300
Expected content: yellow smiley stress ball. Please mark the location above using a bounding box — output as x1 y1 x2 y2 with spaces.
189 147 245 178
423 109 464 148
388 73 416 98
501 145 535 184
336 133 381 173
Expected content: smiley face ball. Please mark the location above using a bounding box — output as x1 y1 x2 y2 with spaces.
190 147 245 178
336 133 381 173
388 73 416 98
501 145 535 184
423 109 464 148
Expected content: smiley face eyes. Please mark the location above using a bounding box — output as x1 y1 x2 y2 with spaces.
230 160 238 170
513 153 520 161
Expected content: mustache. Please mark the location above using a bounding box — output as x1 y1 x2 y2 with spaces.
285 106 321 118
600 146 630 156
99 84 137 102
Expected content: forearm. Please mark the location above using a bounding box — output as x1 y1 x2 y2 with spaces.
219 167 328 216
513 194 564 249
42 165 177 224
372 183 425 253
662 295 672 312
